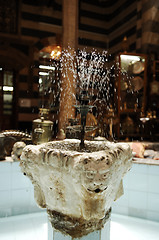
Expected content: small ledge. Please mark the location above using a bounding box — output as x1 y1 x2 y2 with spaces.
133 157 159 166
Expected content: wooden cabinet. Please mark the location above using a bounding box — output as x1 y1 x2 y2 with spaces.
115 52 147 140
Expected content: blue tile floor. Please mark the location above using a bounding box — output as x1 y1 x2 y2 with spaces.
0 211 159 240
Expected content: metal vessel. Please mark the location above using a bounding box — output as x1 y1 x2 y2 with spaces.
32 108 53 144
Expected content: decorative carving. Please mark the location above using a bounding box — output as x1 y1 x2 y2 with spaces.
0 130 31 160
20 139 132 237
11 141 26 161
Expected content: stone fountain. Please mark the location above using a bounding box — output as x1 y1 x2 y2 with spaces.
20 49 132 240
20 138 132 239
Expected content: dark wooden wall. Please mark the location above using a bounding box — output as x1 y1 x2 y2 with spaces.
0 0 158 131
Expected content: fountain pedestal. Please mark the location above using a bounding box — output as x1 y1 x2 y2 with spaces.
49 219 110 240
20 139 132 239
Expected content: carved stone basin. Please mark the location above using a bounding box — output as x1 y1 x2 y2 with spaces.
20 139 132 238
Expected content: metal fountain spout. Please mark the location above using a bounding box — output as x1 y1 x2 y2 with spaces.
74 91 93 149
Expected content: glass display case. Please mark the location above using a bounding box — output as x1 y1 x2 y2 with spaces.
115 52 147 140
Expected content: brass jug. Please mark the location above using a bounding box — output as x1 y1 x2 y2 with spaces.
32 108 53 144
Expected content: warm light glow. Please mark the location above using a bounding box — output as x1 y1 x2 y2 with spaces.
140 117 150 123
3 86 13 91
39 78 42 84
50 46 62 59
120 55 140 61
39 65 55 70
39 72 49 76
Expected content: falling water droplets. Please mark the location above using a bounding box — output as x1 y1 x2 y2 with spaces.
37 47 149 140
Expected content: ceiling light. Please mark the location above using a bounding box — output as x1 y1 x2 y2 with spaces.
3 86 13 91
39 72 49 76
39 65 55 70
120 55 140 62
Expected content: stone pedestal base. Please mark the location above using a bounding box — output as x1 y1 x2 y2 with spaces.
47 208 111 238
48 218 110 240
